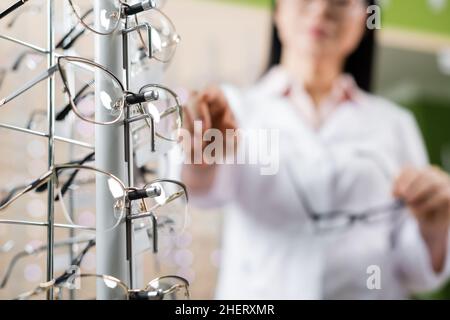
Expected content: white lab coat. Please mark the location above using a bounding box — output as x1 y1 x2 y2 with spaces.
188 67 450 300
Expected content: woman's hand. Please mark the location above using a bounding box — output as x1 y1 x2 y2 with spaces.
182 86 237 193
393 166 450 273
183 86 237 164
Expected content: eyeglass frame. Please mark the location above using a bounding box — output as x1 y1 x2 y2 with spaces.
0 55 159 125
0 235 95 290
131 9 181 63
16 272 190 300
286 160 407 233
0 163 188 251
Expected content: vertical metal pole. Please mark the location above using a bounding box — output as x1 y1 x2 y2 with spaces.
62 1 77 300
46 0 55 301
122 16 136 290
95 0 128 299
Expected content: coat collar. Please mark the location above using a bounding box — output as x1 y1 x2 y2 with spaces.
254 66 366 129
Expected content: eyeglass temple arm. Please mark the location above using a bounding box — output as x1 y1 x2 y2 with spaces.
34 152 95 195
11 240 96 299
0 250 30 289
56 8 93 50
0 236 95 289
358 199 406 218
0 0 30 20
0 64 58 107
57 28 86 51
6 3 40 28
54 239 96 286
56 81 94 121
47 152 96 198
285 161 332 221
0 184 28 207
11 50 41 71
26 110 47 129
139 165 157 176
0 171 52 211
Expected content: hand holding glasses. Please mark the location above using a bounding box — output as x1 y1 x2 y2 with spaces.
286 162 406 232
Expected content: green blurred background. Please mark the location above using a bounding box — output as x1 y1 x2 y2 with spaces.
218 0 450 35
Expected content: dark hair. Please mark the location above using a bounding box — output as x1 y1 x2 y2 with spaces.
268 0 376 92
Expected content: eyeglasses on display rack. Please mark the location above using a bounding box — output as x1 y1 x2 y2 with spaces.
0 56 157 123
0 150 186 245
6 3 179 59
53 82 182 150
0 199 183 294
1 0 178 61
8 226 189 300
134 84 183 149
17 273 189 300
130 8 180 63
1 0 187 301
66 3 180 63
55 8 94 51
1 0 161 30
23 85 182 156
0 234 95 290
0 5 180 97
0 164 189 232
0 55 183 151
0 151 95 207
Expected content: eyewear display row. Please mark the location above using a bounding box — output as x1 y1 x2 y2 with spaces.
0 0 188 300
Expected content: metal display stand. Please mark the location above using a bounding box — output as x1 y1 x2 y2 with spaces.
45 0 56 300
94 0 129 299
0 0 184 300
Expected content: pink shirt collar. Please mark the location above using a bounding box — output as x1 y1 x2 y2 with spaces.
258 66 365 130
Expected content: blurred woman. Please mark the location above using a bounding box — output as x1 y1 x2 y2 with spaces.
182 0 450 299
